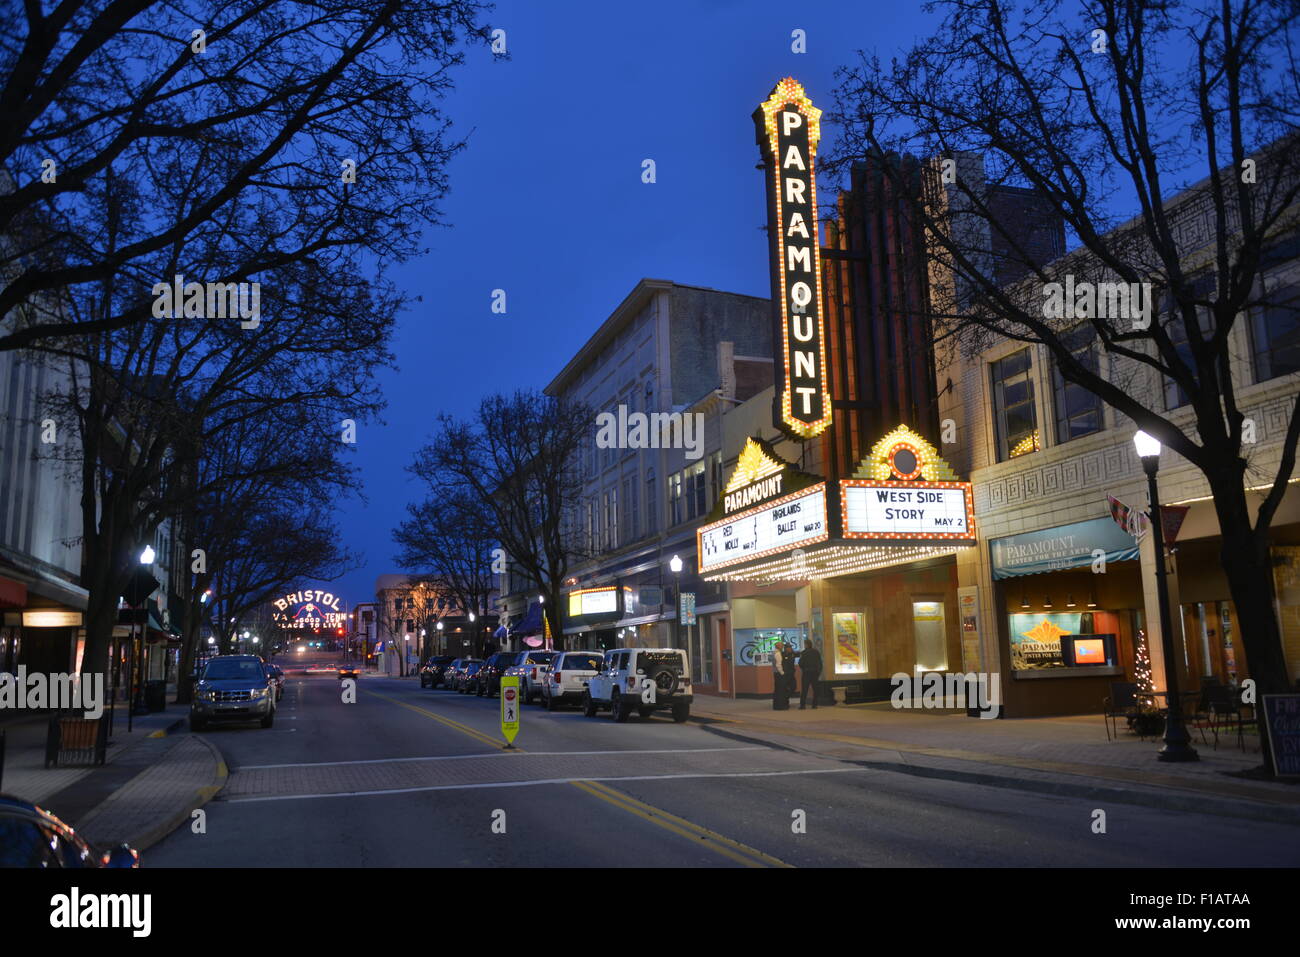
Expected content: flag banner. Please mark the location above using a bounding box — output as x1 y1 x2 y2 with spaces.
1107 494 1148 540
1160 504 1191 545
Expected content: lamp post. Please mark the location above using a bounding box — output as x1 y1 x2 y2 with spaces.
436 620 444 656
669 554 684 650
1133 430 1198 762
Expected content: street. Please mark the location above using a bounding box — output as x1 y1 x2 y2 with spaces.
147 671 1300 868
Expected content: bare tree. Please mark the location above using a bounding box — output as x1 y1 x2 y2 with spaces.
393 487 497 643
828 0 1300 704
408 391 591 641
0 0 492 352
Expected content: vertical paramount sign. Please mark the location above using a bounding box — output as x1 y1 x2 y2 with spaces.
755 77 830 440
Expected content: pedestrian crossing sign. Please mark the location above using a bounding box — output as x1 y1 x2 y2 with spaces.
501 676 520 746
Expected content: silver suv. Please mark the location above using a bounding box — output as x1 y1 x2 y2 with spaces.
583 647 693 723
190 655 277 731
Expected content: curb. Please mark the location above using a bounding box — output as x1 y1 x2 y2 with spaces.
695 715 1300 827
129 733 229 853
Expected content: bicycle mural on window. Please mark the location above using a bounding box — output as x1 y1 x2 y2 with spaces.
734 628 806 666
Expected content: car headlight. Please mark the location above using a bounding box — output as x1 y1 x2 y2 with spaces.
199 689 217 701
251 687 269 699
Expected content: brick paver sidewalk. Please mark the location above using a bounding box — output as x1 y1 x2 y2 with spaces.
690 694 1300 815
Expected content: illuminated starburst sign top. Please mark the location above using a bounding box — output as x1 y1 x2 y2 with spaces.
755 78 831 440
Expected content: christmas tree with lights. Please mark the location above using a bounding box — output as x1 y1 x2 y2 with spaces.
1134 629 1154 693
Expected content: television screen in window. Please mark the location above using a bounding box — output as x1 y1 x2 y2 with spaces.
1072 638 1107 664
1063 634 1115 666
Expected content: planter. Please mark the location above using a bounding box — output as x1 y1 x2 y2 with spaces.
1129 712 1164 737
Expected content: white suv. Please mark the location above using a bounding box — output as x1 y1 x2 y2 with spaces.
541 650 606 711
583 648 693 723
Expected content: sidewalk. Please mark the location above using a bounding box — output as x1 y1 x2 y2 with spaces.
1 704 226 851
690 694 1300 824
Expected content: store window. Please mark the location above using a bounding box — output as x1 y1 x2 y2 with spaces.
1052 325 1103 443
732 627 806 667
991 349 1039 461
1007 610 1122 672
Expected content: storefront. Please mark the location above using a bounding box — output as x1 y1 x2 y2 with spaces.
698 429 976 700
987 516 1144 715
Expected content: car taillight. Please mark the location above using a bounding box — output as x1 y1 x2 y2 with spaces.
553 671 561 683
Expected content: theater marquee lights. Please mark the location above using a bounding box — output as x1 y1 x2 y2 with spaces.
842 424 975 542
698 437 829 573
755 77 831 440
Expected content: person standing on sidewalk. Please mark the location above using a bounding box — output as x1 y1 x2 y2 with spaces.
771 643 788 710
783 643 798 701
798 641 822 709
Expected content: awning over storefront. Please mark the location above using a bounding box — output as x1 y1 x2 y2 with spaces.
509 601 543 636
990 516 1139 579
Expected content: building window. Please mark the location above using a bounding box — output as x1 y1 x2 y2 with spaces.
620 476 634 543
708 451 723 504
991 349 1039 461
1161 272 1215 410
628 475 640 541
668 471 684 526
1052 324 1103 443
645 469 657 534
1250 237 1300 383
685 461 707 520
644 380 654 413
586 499 595 553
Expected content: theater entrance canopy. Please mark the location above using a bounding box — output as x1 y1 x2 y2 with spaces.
697 426 976 583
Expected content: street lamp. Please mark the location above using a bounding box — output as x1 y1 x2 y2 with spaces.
1133 430 1198 762
668 554 684 649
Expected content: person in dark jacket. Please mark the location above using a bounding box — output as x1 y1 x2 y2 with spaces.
783 643 798 701
798 642 823 709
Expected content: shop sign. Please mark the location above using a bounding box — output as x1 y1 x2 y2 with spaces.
1261 695 1300 778
990 517 1139 579
698 485 828 572
21 611 83 628
755 77 830 439
567 587 619 618
842 480 974 539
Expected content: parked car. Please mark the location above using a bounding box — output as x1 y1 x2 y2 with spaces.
265 663 285 700
455 659 483 693
476 652 523 697
507 650 557 703
583 647 692 723
190 654 278 731
540 650 605 711
0 796 138 868
420 656 456 689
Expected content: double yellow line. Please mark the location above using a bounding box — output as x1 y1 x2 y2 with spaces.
365 689 513 751
367 686 790 868
572 780 791 868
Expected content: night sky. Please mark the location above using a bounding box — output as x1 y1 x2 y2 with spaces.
318 1 941 609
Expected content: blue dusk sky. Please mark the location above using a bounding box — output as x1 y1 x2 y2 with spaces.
323 1 943 608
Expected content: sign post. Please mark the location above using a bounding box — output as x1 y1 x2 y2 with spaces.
500 676 520 749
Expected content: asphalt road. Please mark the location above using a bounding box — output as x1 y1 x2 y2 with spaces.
146 670 1300 867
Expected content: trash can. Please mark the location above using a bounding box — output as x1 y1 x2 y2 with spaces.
145 679 167 713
